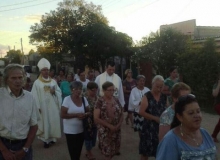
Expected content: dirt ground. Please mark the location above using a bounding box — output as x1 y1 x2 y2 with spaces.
32 112 220 160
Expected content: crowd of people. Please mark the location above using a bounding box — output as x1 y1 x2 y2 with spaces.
0 58 219 160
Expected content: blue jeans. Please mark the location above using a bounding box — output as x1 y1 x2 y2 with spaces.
84 128 97 151
0 138 32 160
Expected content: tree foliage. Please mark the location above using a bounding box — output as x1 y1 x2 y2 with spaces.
178 38 220 107
132 28 188 77
29 0 133 70
28 49 35 55
29 0 108 63
6 50 22 64
133 29 220 108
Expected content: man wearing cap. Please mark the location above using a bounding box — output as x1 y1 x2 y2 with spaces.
0 64 38 160
31 58 62 148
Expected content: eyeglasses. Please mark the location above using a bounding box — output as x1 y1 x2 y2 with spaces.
178 94 196 102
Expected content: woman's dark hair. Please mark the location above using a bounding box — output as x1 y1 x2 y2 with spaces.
87 81 98 90
169 66 177 74
102 81 114 91
70 81 82 90
171 94 197 129
78 70 85 76
59 69 65 74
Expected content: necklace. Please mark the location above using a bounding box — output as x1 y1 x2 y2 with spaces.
180 126 200 146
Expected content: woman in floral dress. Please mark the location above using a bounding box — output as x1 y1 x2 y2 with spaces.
94 82 123 160
139 75 167 160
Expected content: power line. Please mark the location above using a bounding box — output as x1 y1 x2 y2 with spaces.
0 0 40 8
0 0 59 12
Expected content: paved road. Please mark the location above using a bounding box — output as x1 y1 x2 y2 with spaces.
32 112 220 160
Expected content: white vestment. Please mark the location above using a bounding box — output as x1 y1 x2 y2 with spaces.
31 76 62 142
128 87 150 113
95 71 125 107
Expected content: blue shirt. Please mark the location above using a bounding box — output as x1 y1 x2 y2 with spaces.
156 128 216 160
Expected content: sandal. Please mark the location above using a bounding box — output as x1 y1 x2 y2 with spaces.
86 154 96 160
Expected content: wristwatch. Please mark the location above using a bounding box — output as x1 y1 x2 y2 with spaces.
23 147 29 153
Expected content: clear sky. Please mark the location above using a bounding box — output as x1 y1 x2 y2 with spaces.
0 0 220 57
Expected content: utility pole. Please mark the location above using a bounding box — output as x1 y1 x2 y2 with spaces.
20 38 24 65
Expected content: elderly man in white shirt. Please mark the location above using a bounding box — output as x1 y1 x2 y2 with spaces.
95 61 125 107
0 64 38 160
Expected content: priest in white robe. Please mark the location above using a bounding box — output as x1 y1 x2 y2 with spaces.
31 58 62 148
95 61 125 107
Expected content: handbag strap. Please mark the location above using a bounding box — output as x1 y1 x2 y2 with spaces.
82 97 86 113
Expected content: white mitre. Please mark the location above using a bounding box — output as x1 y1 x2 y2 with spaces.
37 58 51 71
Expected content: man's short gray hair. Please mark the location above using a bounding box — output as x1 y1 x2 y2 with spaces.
152 75 164 84
3 64 26 87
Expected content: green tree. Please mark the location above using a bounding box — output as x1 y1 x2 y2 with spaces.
28 49 35 55
6 50 22 64
151 28 188 76
73 23 133 70
132 28 188 77
178 38 220 107
29 0 133 70
29 0 108 66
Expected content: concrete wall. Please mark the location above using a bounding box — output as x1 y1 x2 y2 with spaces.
160 19 220 53
195 26 220 38
160 19 196 38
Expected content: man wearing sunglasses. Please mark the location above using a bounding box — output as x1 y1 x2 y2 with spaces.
159 82 191 142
